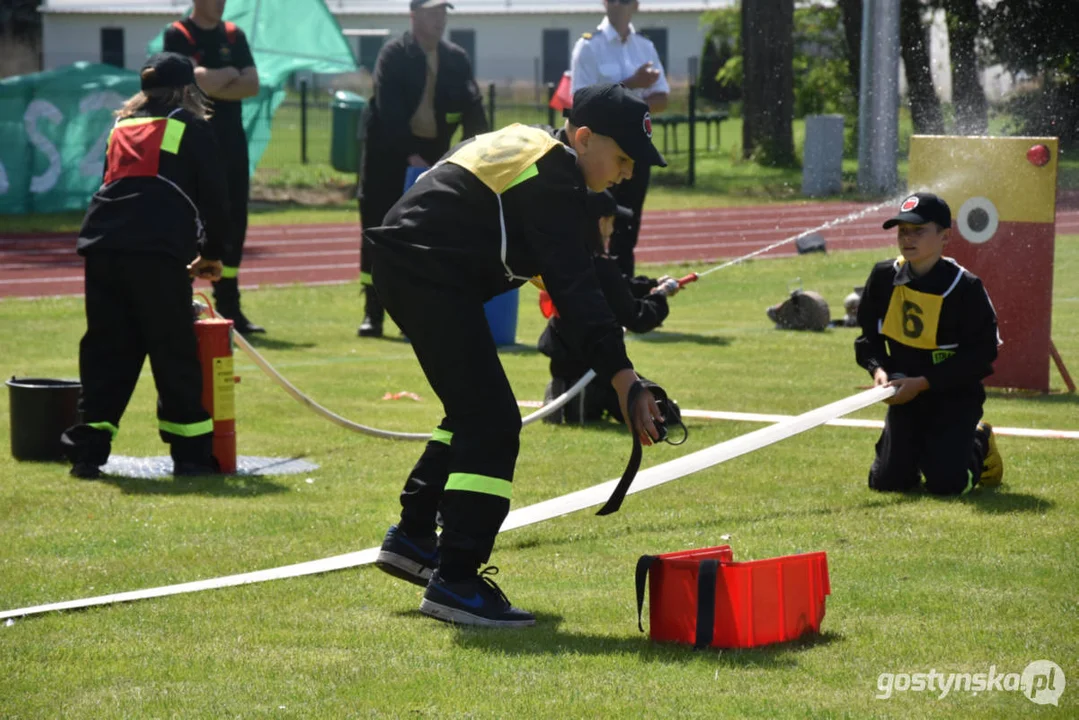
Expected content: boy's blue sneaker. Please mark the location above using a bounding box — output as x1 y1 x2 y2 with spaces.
375 525 438 586
419 567 536 628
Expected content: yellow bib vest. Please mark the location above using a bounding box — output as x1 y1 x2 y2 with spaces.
445 124 564 287
879 259 964 363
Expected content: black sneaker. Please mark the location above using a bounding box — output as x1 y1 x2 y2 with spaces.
173 458 221 476
420 567 536 628
375 525 438 586
357 315 383 338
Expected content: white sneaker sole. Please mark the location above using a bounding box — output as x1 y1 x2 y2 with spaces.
375 550 433 586
418 598 536 628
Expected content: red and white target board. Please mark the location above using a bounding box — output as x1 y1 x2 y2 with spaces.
908 136 1062 392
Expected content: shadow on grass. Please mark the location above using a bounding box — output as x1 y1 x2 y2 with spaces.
985 388 1079 405
92 473 289 497
959 489 1055 514
405 609 841 664
241 335 317 351
629 330 733 347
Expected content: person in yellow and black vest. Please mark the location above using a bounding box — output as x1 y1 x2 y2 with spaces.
365 83 669 627
61 53 233 479
357 0 487 338
855 192 1005 496
165 0 262 334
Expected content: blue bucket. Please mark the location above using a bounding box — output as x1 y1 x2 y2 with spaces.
484 289 519 347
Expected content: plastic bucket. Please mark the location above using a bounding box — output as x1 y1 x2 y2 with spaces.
6 377 81 461
484 289 519 347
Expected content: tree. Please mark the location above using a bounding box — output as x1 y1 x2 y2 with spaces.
742 0 795 165
835 0 862 108
944 0 987 134
900 0 944 134
983 0 1079 148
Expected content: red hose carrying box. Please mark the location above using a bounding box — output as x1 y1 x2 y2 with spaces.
636 545 830 649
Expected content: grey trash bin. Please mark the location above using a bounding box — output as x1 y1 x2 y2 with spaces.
802 115 845 197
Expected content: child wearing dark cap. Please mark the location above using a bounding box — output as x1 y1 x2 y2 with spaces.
855 192 1004 496
364 83 671 627
62 52 232 480
538 189 678 423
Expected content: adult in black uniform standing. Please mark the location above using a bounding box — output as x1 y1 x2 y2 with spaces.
165 0 263 334
62 53 233 479
357 0 487 337
367 84 669 628
570 0 669 276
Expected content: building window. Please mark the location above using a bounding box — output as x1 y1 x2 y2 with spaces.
101 27 124 68
449 29 476 67
542 29 569 85
358 34 387 73
639 27 669 73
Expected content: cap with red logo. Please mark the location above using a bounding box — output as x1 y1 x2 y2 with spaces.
564 83 667 168
883 192 952 229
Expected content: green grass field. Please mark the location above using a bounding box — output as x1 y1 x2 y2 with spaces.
1 237 1077 717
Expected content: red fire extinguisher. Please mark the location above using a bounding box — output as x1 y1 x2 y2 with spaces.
194 296 237 473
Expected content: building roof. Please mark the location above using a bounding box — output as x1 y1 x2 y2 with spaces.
40 0 730 15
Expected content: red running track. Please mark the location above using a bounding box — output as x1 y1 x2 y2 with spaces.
3 202 1079 299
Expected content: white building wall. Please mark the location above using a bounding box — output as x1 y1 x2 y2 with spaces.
42 12 181 70
41 9 705 85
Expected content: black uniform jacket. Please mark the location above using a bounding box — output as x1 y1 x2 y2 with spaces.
365 125 633 382
77 100 233 264
855 256 999 392
539 256 668 380
163 18 255 142
360 32 487 194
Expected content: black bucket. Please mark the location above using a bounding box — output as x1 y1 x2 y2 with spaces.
6 377 82 461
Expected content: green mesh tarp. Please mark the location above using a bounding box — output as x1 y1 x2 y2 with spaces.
0 62 139 214
0 0 355 215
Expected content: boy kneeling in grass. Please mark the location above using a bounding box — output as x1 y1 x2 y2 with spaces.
855 192 1004 495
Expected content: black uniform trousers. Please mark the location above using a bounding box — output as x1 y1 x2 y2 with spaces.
64 252 213 466
374 263 521 577
609 164 651 277
213 131 250 308
868 387 987 495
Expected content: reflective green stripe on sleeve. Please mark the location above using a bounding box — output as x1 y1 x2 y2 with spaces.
159 418 214 437
431 428 453 446
503 163 539 193
160 118 186 154
220 265 239 279
445 472 513 500
360 271 373 286
87 421 120 439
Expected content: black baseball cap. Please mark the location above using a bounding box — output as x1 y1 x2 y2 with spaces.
587 190 634 221
410 0 453 9
883 192 952 229
140 52 196 90
565 83 667 168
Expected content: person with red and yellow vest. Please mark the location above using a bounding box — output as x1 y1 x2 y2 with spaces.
164 0 262 334
61 53 233 479
366 83 669 628
855 193 1004 495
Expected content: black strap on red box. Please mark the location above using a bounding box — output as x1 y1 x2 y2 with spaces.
635 555 718 650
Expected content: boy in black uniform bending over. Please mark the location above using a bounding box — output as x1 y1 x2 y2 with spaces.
366 84 669 627
855 193 1004 496
165 0 262 334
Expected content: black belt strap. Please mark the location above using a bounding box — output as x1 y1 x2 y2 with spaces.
694 559 718 650
634 554 658 632
596 381 646 516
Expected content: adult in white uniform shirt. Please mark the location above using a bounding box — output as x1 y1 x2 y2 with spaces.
570 0 669 275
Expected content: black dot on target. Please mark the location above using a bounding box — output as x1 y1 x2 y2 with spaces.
967 208 989 233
